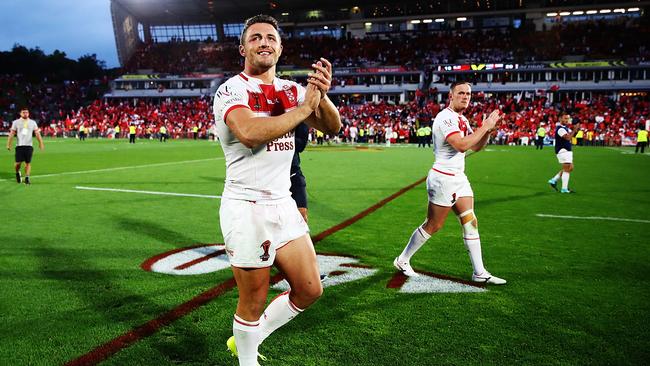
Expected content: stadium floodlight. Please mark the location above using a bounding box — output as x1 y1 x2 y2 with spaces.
559 11 571 16
586 10 598 14
434 18 444 23
410 19 421 24
628 7 640 12
546 12 558 16
613 8 625 13
281 12 289 16
364 22 372 26
423 19 433 23
572 11 584 15
599 9 612 14
456 17 467 21
323 25 328 29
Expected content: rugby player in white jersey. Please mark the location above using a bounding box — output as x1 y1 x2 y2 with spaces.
393 81 506 285
213 14 341 366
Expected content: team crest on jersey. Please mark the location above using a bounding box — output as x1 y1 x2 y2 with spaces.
283 86 296 104
252 94 262 110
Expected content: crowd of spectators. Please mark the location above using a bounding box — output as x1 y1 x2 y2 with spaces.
334 93 649 146
123 19 648 74
0 74 108 132
4 88 646 148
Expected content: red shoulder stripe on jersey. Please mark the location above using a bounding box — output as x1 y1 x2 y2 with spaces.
238 73 248 81
445 131 460 139
223 105 249 124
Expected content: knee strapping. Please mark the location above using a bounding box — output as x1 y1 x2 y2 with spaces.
458 210 479 240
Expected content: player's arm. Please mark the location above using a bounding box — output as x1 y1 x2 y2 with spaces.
227 85 320 148
304 58 342 135
6 128 15 150
35 129 44 150
562 123 581 141
447 110 501 153
470 129 492 152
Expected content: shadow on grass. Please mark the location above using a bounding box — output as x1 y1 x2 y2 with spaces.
32 241 212 364
477 191 547 207
198 175 224 183
117 217 202 249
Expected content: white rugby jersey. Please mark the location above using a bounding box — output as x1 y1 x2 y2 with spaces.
431 107 473 175
213 72 305 201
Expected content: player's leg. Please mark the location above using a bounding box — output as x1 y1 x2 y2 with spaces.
14 161 21 183
24 163 32 184
258 234 322 344
560 162 573 192
548 166 562 191
290 171 308 223
395 171 453 276
231 266 271 366
395 202 452 277
23 148 33 184
453 197 506 285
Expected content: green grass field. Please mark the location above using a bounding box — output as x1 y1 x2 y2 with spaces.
1 138 649 366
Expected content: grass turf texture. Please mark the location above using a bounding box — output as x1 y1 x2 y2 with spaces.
1 138 649 365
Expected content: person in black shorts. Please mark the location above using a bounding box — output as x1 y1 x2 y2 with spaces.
6 107 45 184
291 122 310 222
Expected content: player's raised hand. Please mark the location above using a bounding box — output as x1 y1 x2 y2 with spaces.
303 83 321 111
307 57 332 97
483 110 501 131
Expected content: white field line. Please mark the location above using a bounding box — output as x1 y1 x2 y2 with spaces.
536 213 650 224
75 186 221 199
0 157 223 181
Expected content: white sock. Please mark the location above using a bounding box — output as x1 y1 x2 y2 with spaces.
464 238 487 276
258 291 303 344
561 172 570 190
551 172 561 182
233 314 261 366
399 225 431 262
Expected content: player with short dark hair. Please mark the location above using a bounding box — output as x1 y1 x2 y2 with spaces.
6 107 44 185
214 14 341 366
393 82 506 285
548 112 580 193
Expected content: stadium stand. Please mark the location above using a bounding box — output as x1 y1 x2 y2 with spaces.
2 0 649 147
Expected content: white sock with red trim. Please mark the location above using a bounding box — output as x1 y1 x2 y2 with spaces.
399 225 431 262
233 314 261 366
258 291 303 344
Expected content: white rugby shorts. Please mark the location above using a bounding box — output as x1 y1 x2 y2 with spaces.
219 197 309 268
426 169 474 207
556 148 573 164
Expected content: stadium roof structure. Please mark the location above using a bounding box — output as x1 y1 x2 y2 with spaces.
111 0 644 24
110 0 648 66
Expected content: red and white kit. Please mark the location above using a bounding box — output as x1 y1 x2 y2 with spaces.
428 107 475 207
213 72 309 268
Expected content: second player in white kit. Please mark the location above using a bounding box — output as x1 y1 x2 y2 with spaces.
393 81 507 285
